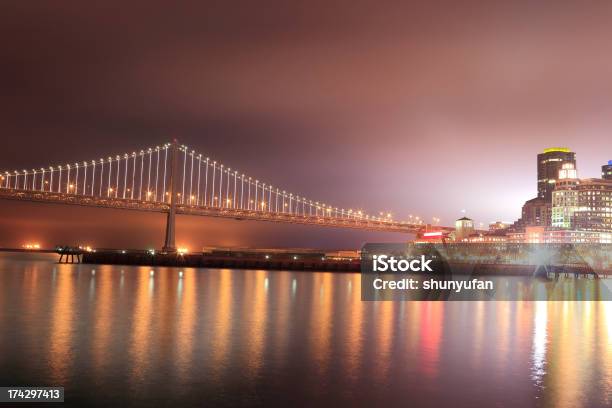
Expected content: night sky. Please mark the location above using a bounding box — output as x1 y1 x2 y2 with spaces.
1 1 611 249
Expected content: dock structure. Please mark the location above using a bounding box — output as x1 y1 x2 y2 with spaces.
80 249 361 272
51 243 612 276
56 246 84 264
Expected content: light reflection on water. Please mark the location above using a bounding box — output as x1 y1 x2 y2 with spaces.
0 253 611 407
531 302 547 387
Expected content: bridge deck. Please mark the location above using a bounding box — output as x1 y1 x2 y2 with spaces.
0 188 444 233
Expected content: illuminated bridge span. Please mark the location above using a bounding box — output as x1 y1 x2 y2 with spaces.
0 141 449 252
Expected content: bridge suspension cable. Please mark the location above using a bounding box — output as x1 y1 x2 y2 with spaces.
0 142 427 228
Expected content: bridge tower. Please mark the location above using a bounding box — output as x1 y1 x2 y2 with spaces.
162 139 178 253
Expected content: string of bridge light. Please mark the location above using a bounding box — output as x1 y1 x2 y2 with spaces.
0 143 424 224
1 144 172 203
174 145 413 222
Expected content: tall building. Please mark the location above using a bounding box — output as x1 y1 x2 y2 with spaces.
520 197 550 227
573 178 612 231
513 150 612 242
551 162 579 228
537 147 576 201
550 160 612 232
602 160 612 180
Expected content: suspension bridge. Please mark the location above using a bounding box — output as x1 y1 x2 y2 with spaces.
0 140 449 252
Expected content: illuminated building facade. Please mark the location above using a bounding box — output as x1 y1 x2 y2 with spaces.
603 160 612 180
464 232 508 243
488 221 510 231
520 197 550 227
550 161 612 233
545 229 612 244
509 227 612 244
573 178 612 231
551 162 579 228
537 147 576 201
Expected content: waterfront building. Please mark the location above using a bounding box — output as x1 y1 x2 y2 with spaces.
545 229 612 244
464 231 508 243
551 162 579 228
572 178 612 231
603 160 612 180
543 160 612 233
488 221 510 231
519 197 551 227
509 227 612 244
513 147 575 229
455 217 474 241
537 147 576 201
523 226 546 243
414 230 450 243
501 150 611 243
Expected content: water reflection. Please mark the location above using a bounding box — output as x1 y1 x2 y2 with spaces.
48 266 75 385
273 272 291 365
0 253 611 407
130 267 154 386
244 270 268 381
92 267 114 377
310 273 333 380
175 269 196 385
344 275 363 384
428 303 444 380
210 268 233 382
531 301 547 387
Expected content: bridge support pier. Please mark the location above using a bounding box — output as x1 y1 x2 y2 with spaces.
163 209 176 253
162 139 178 253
